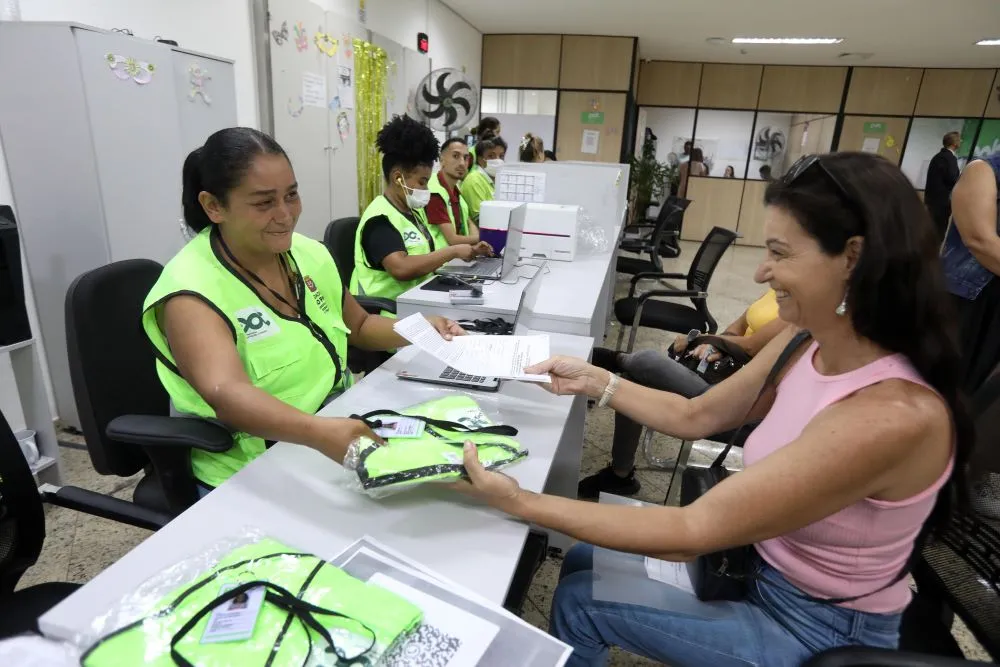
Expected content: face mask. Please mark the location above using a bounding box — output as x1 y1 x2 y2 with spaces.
485 159 504 177
399 179 431 209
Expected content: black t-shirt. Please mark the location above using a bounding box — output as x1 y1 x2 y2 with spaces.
360 212 434 270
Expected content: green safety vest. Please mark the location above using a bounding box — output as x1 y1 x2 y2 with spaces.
350 395 526 493
81 538 423 666
460 167 495 222
142 227 352 488
351 195 436 301
419 171 470 246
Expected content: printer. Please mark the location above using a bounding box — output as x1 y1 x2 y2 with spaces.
477 200 523 256
519 203 581 262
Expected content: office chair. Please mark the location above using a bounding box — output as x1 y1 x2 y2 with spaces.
65 259 232 517
618 197 690 274
614 226 738 352
0 408 169 639
324 217 396 374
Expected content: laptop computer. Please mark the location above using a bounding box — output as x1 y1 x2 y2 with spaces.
435 204 527 280
395 260 545 392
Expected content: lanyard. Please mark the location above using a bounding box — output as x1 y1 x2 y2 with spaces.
217 232 301 317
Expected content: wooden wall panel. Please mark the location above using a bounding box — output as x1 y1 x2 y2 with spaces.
845 67 922 116
681 177 743 242
637 61 701 107
560 36 634 91
838 115 911 165
914 68 995 118
481 35 561 88
758 66 847 112
698 64 762 109
985 70 1000 119
737 180 769 247
555 91 627 162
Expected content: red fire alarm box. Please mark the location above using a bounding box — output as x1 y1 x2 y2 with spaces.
417 32 429 54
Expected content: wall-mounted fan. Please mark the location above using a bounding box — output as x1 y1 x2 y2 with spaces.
754 126 786 161
411 68 478 134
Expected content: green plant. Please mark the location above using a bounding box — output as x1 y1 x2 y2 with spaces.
630 136 669 218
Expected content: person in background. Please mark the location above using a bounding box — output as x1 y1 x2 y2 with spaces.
677 147 707 198
681 140 692 163
580 289 787 498
461 133 507 223
421 138 484 248
759 164 774 181
144 127 463 494
941 153 1000 393
723 165 736 178
451 152 966 666
544 150 557 162
468 116 501 166
520 133 546 163
925 131 962 242
353 116 489 302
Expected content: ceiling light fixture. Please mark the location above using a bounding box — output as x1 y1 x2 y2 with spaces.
976 39 1000 46
732 37 843 45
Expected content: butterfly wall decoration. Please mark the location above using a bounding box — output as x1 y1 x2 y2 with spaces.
272 21 288 46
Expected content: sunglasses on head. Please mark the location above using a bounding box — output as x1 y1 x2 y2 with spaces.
781 155 867 229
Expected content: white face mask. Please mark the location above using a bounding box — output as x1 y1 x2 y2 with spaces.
485 159 505 177
400 180 431 209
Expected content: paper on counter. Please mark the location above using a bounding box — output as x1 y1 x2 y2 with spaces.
644 557 695 595
394 314 551 382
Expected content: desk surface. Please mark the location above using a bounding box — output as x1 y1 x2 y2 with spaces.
39 331 594 644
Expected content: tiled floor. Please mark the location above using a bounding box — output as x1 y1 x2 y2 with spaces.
21 241 990 664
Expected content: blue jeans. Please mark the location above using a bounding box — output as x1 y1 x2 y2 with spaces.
550 544 901 667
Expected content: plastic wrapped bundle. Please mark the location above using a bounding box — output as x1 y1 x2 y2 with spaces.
80 537 422 667
342 395 527 497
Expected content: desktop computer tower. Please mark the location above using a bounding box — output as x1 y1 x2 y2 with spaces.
0 205 32 345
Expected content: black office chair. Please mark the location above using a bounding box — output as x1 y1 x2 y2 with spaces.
802 647 984 666
0 408 169 639
618 197 690 274
324 217 396 374
66 259 232 517
614 226 738 352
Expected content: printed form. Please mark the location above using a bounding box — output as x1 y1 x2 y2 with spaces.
394 314 551 382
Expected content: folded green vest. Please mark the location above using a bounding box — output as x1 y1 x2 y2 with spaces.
349 395 527 493
82 538 422 667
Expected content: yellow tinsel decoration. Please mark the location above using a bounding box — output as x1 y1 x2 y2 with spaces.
354 38 389 214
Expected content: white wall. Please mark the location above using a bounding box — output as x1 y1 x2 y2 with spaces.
641 107 696 165
694 109 755 179
749 112 793 181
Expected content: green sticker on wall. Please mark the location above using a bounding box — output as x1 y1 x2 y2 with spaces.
581 111 605 125
863 121 886 134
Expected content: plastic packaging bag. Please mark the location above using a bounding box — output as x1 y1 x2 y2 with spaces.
0 635 79 666
576 208 610 256
341 394 528 498
76 531 423 667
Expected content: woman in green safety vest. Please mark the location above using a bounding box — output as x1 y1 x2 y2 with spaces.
467 116 501 168
461 133 507 224
142 127 464 495
352 115 491 302
421 137 489 249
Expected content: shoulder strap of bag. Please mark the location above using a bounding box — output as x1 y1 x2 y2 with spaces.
710 330 812 469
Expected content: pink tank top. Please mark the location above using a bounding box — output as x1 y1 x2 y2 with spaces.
743 341 954 614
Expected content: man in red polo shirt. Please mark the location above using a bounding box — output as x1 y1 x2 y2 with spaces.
423 138 485 248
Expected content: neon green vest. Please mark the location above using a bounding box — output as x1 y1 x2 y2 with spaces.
420 171 470 246
460 167 494 222
350 395 526 493
81 538 422 666
142 227 352 488
351 195 435 301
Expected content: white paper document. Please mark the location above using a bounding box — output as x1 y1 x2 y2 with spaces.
495 171 546 203
301 72 327 108
581 129 600 155
644 557 696 595
861 136 881 154
393 314 551 382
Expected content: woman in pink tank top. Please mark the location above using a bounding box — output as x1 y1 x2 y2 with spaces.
446 152 972 667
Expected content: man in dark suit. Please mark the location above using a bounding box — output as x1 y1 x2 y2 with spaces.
925 131 962 241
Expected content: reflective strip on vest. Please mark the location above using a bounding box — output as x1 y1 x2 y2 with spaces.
141 227 352 488
352 195 435 301
81 538 422 666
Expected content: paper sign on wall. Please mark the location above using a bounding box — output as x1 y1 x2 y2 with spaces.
581 129 601 155
861 136 881 154
301 72 327 108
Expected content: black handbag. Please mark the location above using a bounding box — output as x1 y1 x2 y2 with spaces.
671 334 753 385
680 331 812 601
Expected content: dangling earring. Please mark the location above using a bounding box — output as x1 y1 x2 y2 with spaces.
835 295 848 316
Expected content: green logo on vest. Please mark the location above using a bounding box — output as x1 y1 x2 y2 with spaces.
304 275 330 313
401 230 423 247
235 307 279 341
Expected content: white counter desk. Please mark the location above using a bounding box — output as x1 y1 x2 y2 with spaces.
39 331 593 645
395 263 538 324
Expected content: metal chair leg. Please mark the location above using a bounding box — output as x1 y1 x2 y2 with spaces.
664 439 695 505
641 428 671 469
615 322 627 351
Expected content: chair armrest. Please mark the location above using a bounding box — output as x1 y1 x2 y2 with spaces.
357 296 396 315
627 271 689 297
39 483 171 531
636 289 706 305
106 415 232 453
